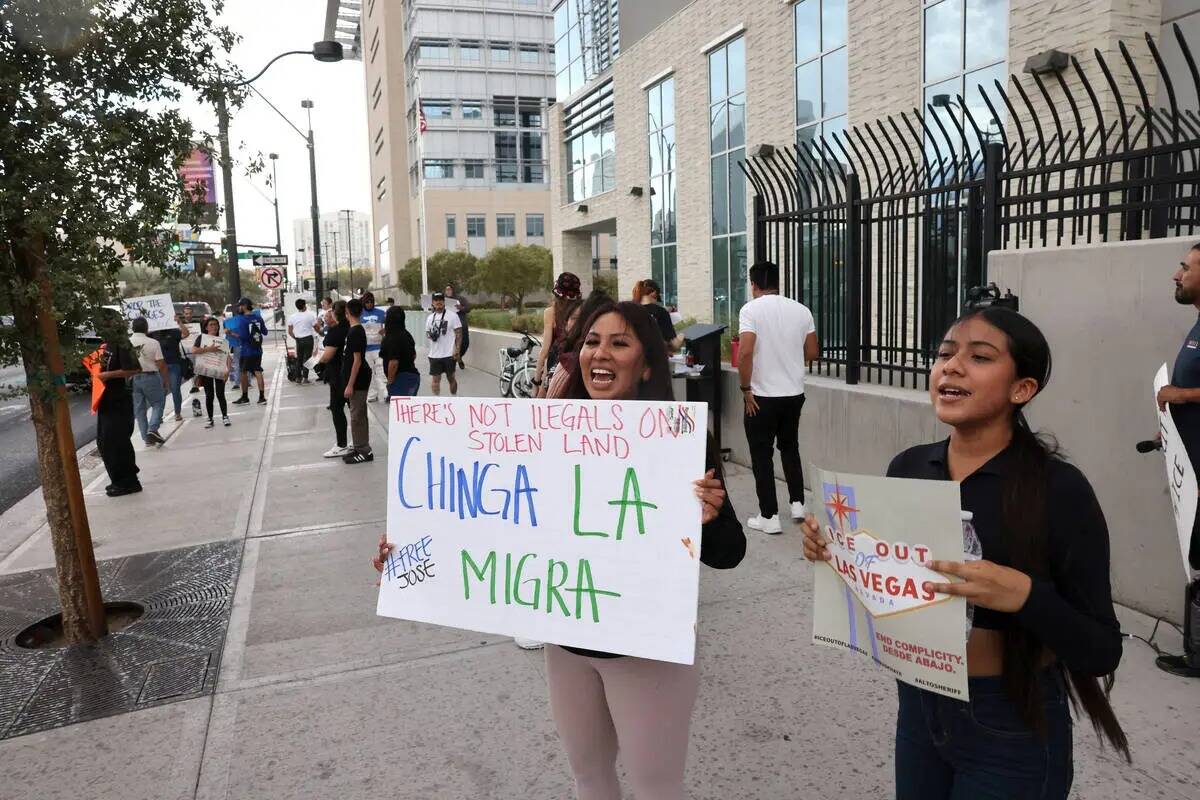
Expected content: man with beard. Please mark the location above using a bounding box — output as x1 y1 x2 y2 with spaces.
1154 243 1200 677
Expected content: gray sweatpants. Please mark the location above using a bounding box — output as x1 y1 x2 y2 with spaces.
545 644 700 800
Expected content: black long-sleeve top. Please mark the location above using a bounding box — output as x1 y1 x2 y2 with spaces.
563 440 745 659
887 440 1122 676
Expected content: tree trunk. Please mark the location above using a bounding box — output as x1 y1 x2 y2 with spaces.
12 228 106 643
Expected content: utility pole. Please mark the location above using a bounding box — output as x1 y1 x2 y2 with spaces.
302 100 325 300
216 92 241 306
269 153 282 255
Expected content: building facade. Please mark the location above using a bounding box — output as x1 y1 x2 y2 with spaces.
328 0 560 297
548 0 1190 326
293 210 372 286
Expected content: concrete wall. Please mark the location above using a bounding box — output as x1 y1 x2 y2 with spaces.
991 236 1197 622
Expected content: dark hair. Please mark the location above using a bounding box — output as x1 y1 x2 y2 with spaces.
952 306 1128 759
362 291 375 304
386 297 395 305
332 299 348 324
640 279 662 301
748 261 780 291
295 298 307 311
347 298 363 317
562 301 673 402
560 290 611 356
131 317 149 334
383 304 406 332
239 297 253 310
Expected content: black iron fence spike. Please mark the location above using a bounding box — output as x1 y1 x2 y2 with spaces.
1095 47 1132 153
1175 22 1200 120
1070 54 1108 156
1146 32 1181 143
1118 38 1154 148
1030 70 1068 164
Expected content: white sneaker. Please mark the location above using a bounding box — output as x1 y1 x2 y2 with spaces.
513 637 545 650
747 514 782 535
323 445 352 458
790 502 808 521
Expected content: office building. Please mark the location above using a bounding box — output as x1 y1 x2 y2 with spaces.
293 210 372 284
326 0 560 296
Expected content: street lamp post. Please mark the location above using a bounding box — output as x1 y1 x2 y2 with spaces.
214 41 342 308
269 153 282 256
342 209 354 295
329 229 341 297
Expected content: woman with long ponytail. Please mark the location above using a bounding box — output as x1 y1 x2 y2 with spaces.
803 306 1127 798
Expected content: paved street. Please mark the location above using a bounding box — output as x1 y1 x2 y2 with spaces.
0 365 97 516
0 344 1195 800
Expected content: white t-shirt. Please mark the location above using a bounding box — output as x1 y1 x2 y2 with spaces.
737 294 816 397
425 310 462 359
288 310 318 338
129 332 164 373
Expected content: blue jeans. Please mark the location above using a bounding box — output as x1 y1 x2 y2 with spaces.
131 373 166 443
387 372 420 398
165 363 182 415
228 343 241 386
895 672 1073 800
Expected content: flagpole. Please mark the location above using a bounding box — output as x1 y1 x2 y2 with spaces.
417 69 429 298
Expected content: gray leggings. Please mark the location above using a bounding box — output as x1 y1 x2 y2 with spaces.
545 644 700 800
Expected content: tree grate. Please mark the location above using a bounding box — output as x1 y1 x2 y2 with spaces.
0 540 240 739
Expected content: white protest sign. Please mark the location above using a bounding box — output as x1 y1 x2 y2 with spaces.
122 294 175 332
811 467 969 700
378 397 708 664
1154 364 1198 578
192 335 230 380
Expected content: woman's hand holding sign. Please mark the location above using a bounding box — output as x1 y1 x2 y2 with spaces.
927 559 1032 613
692 470 725 524
800 515 830 563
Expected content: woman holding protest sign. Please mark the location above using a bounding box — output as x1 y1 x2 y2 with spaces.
802 306 1127 799
192 316 232 428
374 301 745 799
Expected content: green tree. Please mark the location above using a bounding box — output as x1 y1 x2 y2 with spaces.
473 245 552 313
396 249 478 298
0 0 238 643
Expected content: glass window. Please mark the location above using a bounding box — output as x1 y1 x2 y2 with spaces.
709 47 727 102
565 81 616 203
795 60 820 127
822 47 848 118
461 44 480 62
520 108 542 128
464 160 485 179
794 0 820 62
466 216 486 238
728 38 745 95
711 38 747 325
795 0 848 144
495 102 517 127
729 97 746 149
711 154 728 236
922 0 1007 155
419 41 450 60
422 101 453 119
711 237 730 325
923 0 963 83
526 214 545 238
445 215 456 241
423 160 453 179
497 162 519 183
462 101 483 120
497 215 516 238
491 46 511 63
520 46 540 63
495 132 517 160
522 163 545 183
822 0 847 49
554 3 568 41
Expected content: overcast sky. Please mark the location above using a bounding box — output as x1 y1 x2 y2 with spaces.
184 0 371 271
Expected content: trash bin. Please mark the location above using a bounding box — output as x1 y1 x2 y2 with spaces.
679 322 729 458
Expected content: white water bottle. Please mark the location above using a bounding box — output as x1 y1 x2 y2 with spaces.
961 510 982 634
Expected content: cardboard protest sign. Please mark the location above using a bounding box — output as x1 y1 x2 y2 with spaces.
811 467 969 700
122 294 175 332
1154 364 1198 578
378 398 708 664
192 334 230 380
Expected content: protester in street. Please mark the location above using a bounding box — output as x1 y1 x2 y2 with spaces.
150 313 190 421
425 291 462 396
533 271 582 398
546 290 610 399
636 278 683 352
380 305 419 398
129 316 169 447
232 298 268 406
802 306 1128 798
287 298 318 384
737 261 818 535
444 284 470 369
375 300 745 799
341 298 374 464
224 311 242 391
315 296 332 337
95 324 142 496
316 300 351 458
182 305 204 397
358 291 388 402
1153 243 1200 677
192 317 232 428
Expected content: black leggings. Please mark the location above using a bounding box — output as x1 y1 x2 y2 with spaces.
204 378 228 419
329 378 348 447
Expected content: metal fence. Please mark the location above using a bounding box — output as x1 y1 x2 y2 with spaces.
741 24 1200 388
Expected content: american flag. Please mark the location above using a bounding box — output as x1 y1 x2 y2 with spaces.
418 107 427 134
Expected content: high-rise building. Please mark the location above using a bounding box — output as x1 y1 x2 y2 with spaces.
326 0 557 297
293 210 372 284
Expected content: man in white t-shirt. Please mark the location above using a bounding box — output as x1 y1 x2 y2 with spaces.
287 298 318 384
737 261 819 535
129 316 170 447
425 292 462 396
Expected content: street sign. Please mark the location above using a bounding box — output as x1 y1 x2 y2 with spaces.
187 247 215 257
252 254 288 267
258 266 285 289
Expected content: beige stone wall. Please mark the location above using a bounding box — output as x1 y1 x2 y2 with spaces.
847 0 921 123
416 188 552 255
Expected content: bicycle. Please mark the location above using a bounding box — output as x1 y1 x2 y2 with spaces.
498 331 539 399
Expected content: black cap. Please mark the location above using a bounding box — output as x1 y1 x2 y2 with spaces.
432 292 445 301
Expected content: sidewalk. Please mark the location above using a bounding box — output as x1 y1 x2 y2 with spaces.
0 344 1196 799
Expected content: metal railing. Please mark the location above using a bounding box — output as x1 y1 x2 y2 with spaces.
741 24 1200 388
